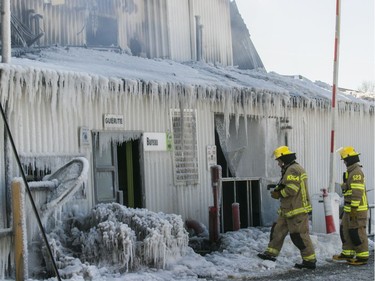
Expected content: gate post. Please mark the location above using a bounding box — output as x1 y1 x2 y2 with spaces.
12 179 28 281
232 203 240 231
209 165 222 242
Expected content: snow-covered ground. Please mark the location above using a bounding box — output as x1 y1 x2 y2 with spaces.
19 203 374 281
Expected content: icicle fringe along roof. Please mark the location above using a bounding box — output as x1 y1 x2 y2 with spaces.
0 47 373 115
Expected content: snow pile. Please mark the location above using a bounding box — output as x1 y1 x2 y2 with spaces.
38 203 189 279
348 91 375 102
26 220 373 281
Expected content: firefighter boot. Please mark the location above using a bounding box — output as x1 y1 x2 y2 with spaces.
257 252 276 262
332 253 354 262
347 258 368 266
294 260 316 270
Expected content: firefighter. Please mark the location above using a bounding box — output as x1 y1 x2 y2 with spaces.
333 146 369 265
257 146 316 269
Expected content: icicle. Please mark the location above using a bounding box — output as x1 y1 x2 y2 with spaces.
0 232 12 279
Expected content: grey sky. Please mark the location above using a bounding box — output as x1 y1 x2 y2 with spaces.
235 0 374 90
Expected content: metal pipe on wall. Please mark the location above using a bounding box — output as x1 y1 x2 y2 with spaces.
1 0 11 63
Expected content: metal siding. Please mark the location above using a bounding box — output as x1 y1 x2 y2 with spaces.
143 0 170 58
164 105 215 225
144 104 215 225
336 111 374 196
0 120 4 228
8 85 216 226
10 0 234 64
143 151 176 213
192 0 233 65
286 107 374 202
120 0 146 52
1 66 373 234
165 0 192 60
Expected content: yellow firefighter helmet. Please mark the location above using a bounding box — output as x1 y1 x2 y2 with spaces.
273 146 294 160
337 146 360 160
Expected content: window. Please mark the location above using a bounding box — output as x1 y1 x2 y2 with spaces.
171 109 199 184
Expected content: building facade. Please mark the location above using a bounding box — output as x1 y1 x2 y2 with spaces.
0 0 373 278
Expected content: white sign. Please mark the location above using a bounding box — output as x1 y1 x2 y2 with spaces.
103 114 124 129
79 126 90 146
207 145 217 170
143 133 167 151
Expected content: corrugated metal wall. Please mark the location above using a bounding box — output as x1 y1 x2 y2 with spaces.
1 70 215 226
11 0 86 46
0 65 374 230
10 0 233 65
286 107 374 198
165 0 192 60
191 0 233 65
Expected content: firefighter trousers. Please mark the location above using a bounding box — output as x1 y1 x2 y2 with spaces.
267 213 316 262
340 212 369 259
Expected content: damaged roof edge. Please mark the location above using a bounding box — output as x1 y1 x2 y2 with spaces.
0 47 373 115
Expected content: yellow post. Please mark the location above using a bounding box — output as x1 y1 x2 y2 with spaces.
12 179 27 281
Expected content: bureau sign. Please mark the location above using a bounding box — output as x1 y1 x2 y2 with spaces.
143 133 167 151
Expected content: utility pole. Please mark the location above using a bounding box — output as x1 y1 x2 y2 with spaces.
1 0 11 63
322 0 342 235
328 0 341 193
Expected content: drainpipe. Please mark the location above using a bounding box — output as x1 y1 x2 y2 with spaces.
1 0 11 63
195 15 203 61
1 0 11 229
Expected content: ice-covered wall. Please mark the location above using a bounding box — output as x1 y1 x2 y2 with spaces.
0 50 373 279
0 61 298 230
10 0 233 65
285 106 374 201
0 54 373 219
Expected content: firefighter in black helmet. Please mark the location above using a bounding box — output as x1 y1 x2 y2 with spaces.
332 146 369 265
258 146 316 269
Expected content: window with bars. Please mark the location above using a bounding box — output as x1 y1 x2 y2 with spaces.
171 109 199 184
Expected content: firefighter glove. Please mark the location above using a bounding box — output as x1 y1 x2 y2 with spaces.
275 183 285 191
271 190 281 199
349 207 357 221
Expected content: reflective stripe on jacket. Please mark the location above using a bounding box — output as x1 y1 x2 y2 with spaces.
278 162 312 218
342 163 368 213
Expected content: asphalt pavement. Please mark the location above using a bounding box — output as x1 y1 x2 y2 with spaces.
243 249 374 281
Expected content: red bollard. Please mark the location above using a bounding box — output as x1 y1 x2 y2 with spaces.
211 165 222 209
209 206 219 242
322 188 336 233
232 203 240 231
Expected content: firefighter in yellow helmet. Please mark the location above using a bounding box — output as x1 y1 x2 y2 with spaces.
333 147 369 265
258 146 316 269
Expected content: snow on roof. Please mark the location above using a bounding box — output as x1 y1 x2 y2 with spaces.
3 47 373 112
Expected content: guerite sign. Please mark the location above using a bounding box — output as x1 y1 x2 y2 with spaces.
143 133 167 151
103 114 124 129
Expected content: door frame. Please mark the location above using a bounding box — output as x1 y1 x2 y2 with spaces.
92 130 144 206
